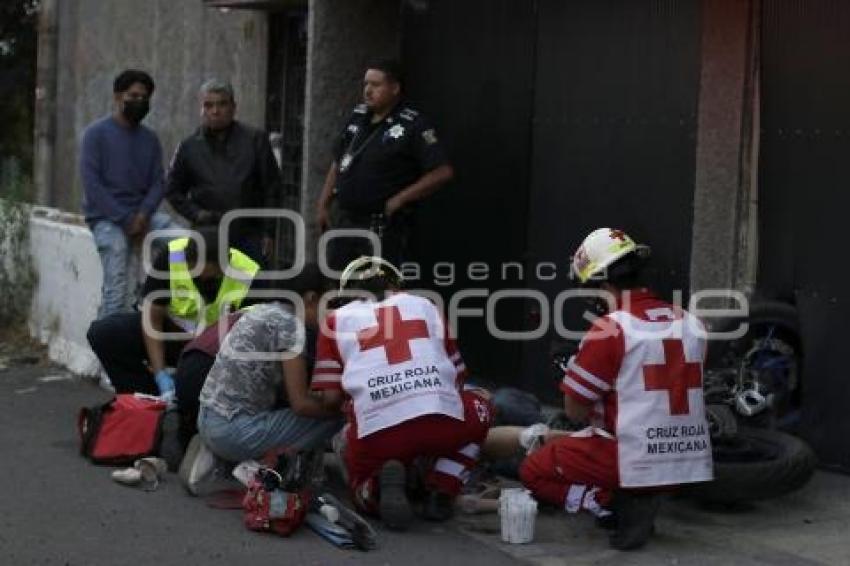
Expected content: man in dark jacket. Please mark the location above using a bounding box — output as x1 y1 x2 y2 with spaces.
166 79 282 264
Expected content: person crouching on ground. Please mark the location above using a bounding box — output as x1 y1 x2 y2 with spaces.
310 256 493 530
518 228 714 550
182 264 342 495
87 226 259 397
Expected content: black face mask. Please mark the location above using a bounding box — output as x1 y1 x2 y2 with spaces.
122 99 150 124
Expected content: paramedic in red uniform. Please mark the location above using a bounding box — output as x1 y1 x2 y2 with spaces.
519 228 713 550
310 256 492 530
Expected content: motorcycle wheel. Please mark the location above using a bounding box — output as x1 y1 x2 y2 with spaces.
705 300 802 426
689 426 817 505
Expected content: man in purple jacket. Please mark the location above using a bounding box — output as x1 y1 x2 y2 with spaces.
80 69 176 318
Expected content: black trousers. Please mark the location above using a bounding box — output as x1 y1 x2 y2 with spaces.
173 349 216 448
327 201 411 272
87 312 186 395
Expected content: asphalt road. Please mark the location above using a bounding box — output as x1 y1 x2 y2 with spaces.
0 362 521 566
4 357 850 566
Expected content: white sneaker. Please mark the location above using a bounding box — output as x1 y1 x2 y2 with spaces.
179 435 215 496
136 457 168 490
112 457 167 490
112 467 143 486
179 435 236 496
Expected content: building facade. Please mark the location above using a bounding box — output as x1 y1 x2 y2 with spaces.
33 0 850 470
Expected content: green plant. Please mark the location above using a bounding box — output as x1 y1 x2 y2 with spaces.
0 1 39 179
0 170 37 326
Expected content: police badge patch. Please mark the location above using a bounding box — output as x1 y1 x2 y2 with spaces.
421 129 438 145
399 108 419 121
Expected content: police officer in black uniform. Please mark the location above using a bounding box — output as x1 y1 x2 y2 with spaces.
316 60 454 271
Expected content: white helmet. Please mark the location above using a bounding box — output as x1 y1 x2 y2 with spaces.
339 256 404 291
571 228 649 284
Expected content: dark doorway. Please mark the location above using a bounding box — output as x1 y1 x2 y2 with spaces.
759 0 850 471
402 1 701 399
402 0 537 389
267 9 308 268
522 0 702 400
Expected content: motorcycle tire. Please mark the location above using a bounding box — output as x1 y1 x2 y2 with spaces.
689 426 816 505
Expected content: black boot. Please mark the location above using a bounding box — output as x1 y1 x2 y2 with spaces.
609 491 661 551
379 460 413 531
421 491 455 521
595 510 617 531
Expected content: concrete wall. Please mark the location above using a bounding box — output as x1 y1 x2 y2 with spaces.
301 0 401 257
51 0 269 212
689 0 758 297
27 208 101 376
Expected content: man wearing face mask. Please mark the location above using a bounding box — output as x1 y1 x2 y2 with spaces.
166 79 282 265
80 69 176 318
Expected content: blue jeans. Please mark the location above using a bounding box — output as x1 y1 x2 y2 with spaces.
91 211 178 318
198 405 342 462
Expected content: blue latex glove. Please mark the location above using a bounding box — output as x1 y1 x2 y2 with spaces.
154 370 175 399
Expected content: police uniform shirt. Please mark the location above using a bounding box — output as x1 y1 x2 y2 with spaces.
332 103 449 214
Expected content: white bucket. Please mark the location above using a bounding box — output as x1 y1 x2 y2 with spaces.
499 488 538 544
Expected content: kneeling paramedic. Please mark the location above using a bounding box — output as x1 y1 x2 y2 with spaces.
519 228 713 550
310 256 493 530
87 226 259 398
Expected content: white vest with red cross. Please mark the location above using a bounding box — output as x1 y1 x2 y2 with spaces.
609 307 714 488
333 293 464 438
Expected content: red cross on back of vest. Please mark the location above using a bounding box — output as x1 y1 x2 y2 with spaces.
642 339 702 415
357 305 430 365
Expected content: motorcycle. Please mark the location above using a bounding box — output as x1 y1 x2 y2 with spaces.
691 300 816 504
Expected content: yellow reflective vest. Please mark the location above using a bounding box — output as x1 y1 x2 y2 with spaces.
166 237 259 332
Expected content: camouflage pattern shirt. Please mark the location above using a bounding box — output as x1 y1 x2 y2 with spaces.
199 303 302 419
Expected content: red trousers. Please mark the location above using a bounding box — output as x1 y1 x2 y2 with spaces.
345 391 492 510
519 431 618 514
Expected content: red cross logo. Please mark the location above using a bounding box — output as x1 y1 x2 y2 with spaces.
357 306 430 364
610 229 627 242
642 339 702 415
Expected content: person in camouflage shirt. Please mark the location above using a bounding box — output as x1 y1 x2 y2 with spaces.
195 266 343 463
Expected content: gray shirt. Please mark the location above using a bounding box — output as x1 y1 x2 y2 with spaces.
199 303 302 419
